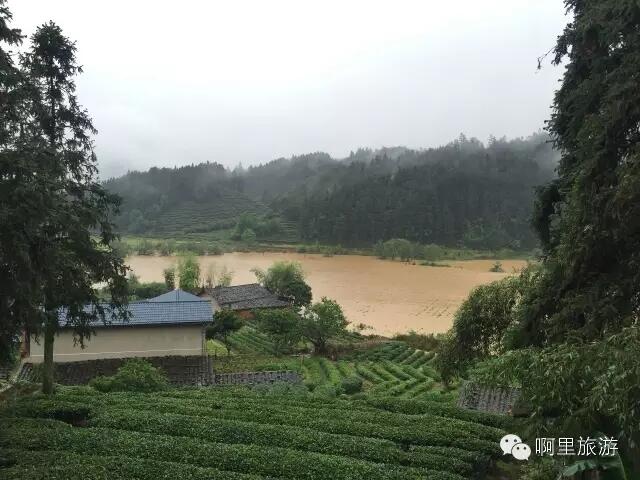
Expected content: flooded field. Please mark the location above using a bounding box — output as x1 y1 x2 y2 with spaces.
126 253 528 337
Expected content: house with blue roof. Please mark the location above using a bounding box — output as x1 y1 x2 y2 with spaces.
27 289 213 363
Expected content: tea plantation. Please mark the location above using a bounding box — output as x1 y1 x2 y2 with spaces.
213 329 453 400
0 386 509 479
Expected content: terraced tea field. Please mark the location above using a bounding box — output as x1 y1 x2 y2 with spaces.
228 325 277 355
0 386 509 479
209 328 453 400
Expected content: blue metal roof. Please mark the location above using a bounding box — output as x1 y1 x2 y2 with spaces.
147 289 203 303
59 300 212 328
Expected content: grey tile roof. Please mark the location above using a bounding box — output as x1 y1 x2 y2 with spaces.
209 284 290 311
59 300 212 328
147 289 203 303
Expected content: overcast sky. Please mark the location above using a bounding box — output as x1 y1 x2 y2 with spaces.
12 1 568 179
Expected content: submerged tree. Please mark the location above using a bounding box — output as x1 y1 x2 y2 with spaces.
252 261 312 307
163 266 176 290
177 254 200 292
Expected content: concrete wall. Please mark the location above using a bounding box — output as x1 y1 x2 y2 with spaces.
28 325 204 363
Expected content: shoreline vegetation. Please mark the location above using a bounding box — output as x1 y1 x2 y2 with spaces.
114 235 537 263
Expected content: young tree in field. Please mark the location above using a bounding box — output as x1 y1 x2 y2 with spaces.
252 261 312 307
206 309 242 356
300 298 348 355
177 254 200 292
255 308 301 355
15 22 129 393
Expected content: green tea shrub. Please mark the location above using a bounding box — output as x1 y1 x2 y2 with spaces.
312 383 343 398
90 359 168 393
341 375 363 394
251 381 307 397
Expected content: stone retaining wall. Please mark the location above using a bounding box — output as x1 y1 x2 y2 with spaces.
17 356 210 386
457 381 521 415
213 370 301 385
16 356 302 388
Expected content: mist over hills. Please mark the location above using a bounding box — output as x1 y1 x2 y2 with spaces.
104 132 557 249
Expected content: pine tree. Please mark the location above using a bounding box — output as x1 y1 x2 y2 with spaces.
15 22 129 393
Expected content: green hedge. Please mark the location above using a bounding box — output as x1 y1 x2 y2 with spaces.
0 448 261 480
89 408 473 475
355 364 384 383
39 389 504 437
15 389 506 437
364 397 511 429
12 394 502 454
89 358 168 393
3 387 507 479
0 419 463 480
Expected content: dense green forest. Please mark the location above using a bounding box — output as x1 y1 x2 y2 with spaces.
105 133 557 250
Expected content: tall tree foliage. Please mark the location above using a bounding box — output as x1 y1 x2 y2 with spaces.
272 134 556 249
0 16 128 391
521 0 640 345
436 272 536 382
450 2 640 473
0 0 22 143
0 0 27 361
28 23 129 393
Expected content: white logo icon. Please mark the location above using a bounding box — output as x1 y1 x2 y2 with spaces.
500 434 523 455
511 442 532 461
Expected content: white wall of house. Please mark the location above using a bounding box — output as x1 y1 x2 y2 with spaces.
28 325 204 363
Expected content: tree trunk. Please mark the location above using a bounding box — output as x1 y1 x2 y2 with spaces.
42 321 55 394
314 339 327 355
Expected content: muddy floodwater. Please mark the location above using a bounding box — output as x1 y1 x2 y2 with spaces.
126 253 528 337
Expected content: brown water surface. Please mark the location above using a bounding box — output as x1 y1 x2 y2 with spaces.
126 253 527 337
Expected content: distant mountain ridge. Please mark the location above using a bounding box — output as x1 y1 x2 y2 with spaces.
105 132 557 249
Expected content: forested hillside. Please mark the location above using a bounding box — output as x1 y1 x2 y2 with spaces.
103 163 270 237
276 134 556 249
105 133 557 249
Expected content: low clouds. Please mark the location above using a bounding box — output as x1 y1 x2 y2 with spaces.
12 0 568 178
